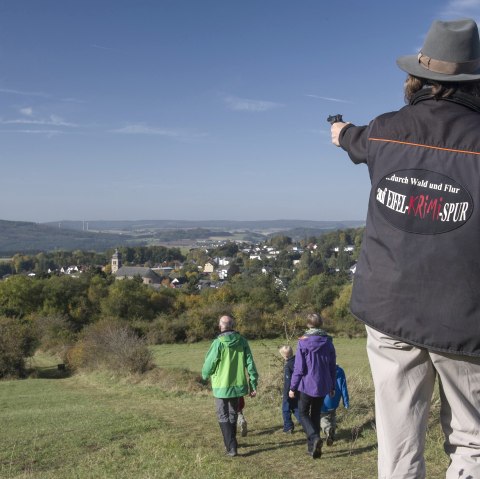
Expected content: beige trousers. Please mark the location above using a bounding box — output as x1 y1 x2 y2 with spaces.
366 326 480 479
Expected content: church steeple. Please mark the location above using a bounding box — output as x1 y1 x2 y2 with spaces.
111 248 122 274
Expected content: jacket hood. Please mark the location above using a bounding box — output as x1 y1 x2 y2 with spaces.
218 330 242 347
303 327 330 337
298 333 332 350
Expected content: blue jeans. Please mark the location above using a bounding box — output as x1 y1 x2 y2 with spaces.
282 396 300 431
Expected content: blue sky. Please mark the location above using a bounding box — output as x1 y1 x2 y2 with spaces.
1 0 479 223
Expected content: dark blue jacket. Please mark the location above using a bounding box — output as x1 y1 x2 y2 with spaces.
282 356 295 398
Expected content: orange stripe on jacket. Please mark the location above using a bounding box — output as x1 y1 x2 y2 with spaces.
369 137 480 156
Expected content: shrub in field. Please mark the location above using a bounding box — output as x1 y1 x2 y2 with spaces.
233 302 266 338
141 367 208 395
145 315 189 344
30 314 75 354
322 283 366 338
184 302 232 342
256 345 285 404
66 319 153 374
0 316 38 378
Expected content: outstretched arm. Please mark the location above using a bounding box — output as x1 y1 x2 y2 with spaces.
331 121 350 146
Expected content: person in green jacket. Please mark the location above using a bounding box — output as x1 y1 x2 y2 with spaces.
202 315 258 457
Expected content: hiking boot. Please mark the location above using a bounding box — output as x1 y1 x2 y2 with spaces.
326 430 335 446
226 448 238 457
219 421 237 454
311 437 322 459
285 423 295 433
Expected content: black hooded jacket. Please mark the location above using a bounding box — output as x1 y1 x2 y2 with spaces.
340 89 480 357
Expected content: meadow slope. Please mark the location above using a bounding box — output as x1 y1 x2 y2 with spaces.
0 339 448 478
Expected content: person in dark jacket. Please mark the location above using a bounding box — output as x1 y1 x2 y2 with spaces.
289 313 336 459
320 364 349 446
330 18 480 479
279 345 300 433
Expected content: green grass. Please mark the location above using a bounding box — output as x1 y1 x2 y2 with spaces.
0 338 449 478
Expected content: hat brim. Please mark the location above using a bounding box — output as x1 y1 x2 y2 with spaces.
397 54 480 82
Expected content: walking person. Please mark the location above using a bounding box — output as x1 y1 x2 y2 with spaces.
330 18 480 478
320 364 349 446
289 313 336 459
279 345 300 433
201 315 258 457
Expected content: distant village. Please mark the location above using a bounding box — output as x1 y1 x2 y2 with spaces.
14 237 358 290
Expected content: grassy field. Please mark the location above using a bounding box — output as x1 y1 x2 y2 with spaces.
0 338 449 478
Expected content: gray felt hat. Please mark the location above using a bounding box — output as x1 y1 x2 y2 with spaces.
396 18 480 82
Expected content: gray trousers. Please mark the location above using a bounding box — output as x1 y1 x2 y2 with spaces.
366 326 480 479
320 410 336 437
215 397 239 424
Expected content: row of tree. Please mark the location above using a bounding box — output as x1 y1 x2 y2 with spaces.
0 228 364 378
1 245 185 276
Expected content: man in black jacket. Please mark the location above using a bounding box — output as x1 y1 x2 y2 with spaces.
331 19 480 479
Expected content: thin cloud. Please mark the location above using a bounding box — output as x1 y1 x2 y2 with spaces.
112 124 183 136
0 129 62 137
306 94 352 104
0 87 83 104
223 95 283 112
19 107 33 116
111 123 208 141
310 128 331 136
439 0 480 18
0 115 77 127
0 87 50 98
61 97 85 104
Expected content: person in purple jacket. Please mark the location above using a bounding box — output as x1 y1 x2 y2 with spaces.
289 313 336 459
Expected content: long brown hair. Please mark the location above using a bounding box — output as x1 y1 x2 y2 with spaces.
404 74 480 103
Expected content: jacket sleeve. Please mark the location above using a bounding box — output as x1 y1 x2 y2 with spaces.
329 344 337 390
201 339 220 381
244 341 259 391
289 345 305 391
339 123 369 165
340 370 350 409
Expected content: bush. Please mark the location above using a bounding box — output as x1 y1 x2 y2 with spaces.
184 302 232 343
30 314 75 354
145 315 189 344
322 284 366 338
0 316 38 378
66 319 153 374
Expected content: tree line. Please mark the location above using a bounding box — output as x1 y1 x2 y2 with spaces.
0 228 364 378
1 245 185 277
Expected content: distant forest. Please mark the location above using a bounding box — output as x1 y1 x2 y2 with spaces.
0 219 364 255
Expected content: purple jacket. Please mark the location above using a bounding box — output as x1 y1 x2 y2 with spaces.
290 333 336 398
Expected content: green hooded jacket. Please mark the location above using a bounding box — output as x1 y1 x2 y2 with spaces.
201 331 258 398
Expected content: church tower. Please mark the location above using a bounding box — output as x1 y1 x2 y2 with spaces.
111 248 122 274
